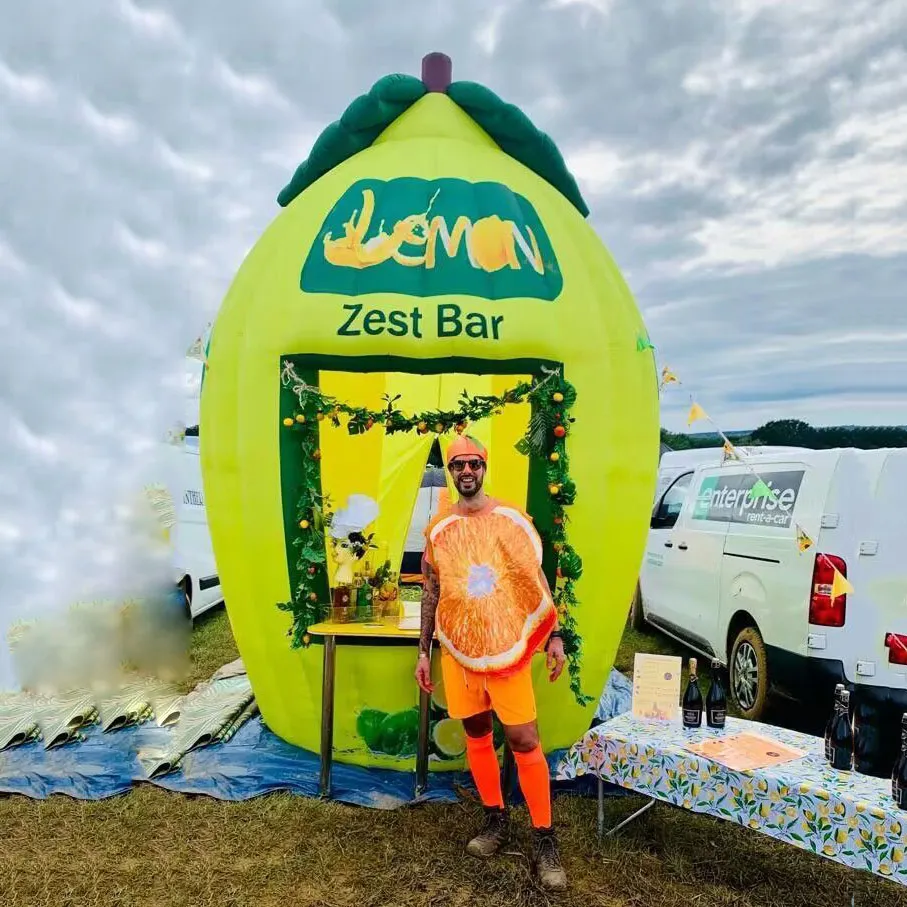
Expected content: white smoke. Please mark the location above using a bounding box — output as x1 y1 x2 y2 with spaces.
0 357 203 692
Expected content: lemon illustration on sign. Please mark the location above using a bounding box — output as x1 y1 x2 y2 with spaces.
378 708 420 757
356 708 387 752
471 215 521 273
432 718 466 759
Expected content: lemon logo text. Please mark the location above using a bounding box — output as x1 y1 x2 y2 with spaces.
301 178 562 301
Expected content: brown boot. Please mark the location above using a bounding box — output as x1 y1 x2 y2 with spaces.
466 806 510 858
532 826 568 891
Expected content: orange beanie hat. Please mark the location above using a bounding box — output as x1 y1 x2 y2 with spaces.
446 435 488 465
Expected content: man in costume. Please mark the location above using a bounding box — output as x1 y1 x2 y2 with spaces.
414 435 568 892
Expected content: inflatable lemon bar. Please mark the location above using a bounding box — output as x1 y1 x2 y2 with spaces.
200 53 659 770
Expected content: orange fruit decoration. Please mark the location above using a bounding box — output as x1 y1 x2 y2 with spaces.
429 504 556 675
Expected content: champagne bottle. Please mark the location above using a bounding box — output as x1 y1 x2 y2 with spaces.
706 659 727 729
824 684 845 763
892 713 907 810
827 688 854 772
853 687 883 776
682 658 703 728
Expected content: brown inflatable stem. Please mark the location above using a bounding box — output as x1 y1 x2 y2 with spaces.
421 52 452 92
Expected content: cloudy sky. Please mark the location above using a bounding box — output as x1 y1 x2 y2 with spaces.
1 0 905 682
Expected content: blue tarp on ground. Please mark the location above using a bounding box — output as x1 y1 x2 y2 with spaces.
0 669 632 805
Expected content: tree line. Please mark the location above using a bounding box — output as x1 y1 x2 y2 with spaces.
662 419 907 452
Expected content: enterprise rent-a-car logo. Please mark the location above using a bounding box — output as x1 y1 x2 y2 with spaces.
692 470 804 528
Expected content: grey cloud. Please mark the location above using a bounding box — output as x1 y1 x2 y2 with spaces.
1 0 905 685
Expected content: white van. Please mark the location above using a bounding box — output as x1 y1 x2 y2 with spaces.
401 465 447 575
634 447 907 740
160 433 224 619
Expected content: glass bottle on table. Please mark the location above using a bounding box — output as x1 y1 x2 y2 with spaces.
682 658 703 729
705 659 727 729
892 713 907 810
824 684 846 763
355 575 374 622
826 688 854 772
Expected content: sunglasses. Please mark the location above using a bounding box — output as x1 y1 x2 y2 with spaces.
448 458 485 473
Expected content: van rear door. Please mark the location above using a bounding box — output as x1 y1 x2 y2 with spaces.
856 450 907 693
713 458 825 673
810 450 880 686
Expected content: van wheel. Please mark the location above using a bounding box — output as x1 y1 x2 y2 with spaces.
179 577 193 621
629 585 647 631
730 626 769 720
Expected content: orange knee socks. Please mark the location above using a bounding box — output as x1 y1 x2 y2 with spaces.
464 733 504 809
513 745 552 829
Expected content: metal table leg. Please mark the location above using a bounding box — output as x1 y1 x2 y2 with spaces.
415 686 431 797
502 744 515 804
597 776 605 839
319 635 337 799
605 798 654 837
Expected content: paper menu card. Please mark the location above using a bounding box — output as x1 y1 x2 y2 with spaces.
632 653 682 721
685 732 806 771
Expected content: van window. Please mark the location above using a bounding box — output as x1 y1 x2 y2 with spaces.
652 472 693 528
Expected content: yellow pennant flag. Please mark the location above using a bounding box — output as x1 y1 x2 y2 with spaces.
660 366 678 387
187 336 207 364
722 440 739 461
687 402 708 427
795 524 814 554
831 566 854 599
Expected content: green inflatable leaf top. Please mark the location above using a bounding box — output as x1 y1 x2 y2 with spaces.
277 73 590 218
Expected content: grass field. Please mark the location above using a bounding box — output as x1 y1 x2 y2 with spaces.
0 608 900 907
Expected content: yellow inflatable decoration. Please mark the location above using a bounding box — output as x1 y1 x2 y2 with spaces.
200 53 659 771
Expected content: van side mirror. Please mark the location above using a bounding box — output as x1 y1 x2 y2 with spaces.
651 512 677 530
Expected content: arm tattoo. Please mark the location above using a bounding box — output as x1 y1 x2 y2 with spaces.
419 558 440 656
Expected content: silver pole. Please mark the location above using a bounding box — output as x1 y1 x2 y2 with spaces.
415 686 431 797
597 777 605 839
605 798 655 837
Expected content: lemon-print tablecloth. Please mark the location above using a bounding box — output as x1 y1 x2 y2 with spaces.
556 714 907 885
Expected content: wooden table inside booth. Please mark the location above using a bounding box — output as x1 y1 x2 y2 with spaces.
307 617 431 800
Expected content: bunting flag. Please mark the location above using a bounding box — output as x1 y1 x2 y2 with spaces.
186 335 207 364
636 334 655 352
722 440 739 461
660 366 679 388
687 402 708 427
831 567 855 600
795 524 814 554
747 479 774 501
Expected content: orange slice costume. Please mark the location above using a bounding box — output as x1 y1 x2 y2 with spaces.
424 436 557 684
427 502 556 675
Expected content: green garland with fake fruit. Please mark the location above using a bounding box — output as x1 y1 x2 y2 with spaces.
277 359 591 706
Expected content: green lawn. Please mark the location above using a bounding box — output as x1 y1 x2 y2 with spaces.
0 607 900 906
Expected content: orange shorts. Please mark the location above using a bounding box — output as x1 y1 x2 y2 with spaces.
440 649 537 727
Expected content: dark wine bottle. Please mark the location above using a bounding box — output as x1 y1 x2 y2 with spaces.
827 688 853 772
682 657 703 728
824 684 845 763
853 687 884 776
706 659 727 729
892 713 907 810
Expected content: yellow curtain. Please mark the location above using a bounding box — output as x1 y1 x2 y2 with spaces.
319 371 531 585
319 372 439 579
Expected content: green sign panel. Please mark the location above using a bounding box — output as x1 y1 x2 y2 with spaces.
301 177 563 301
